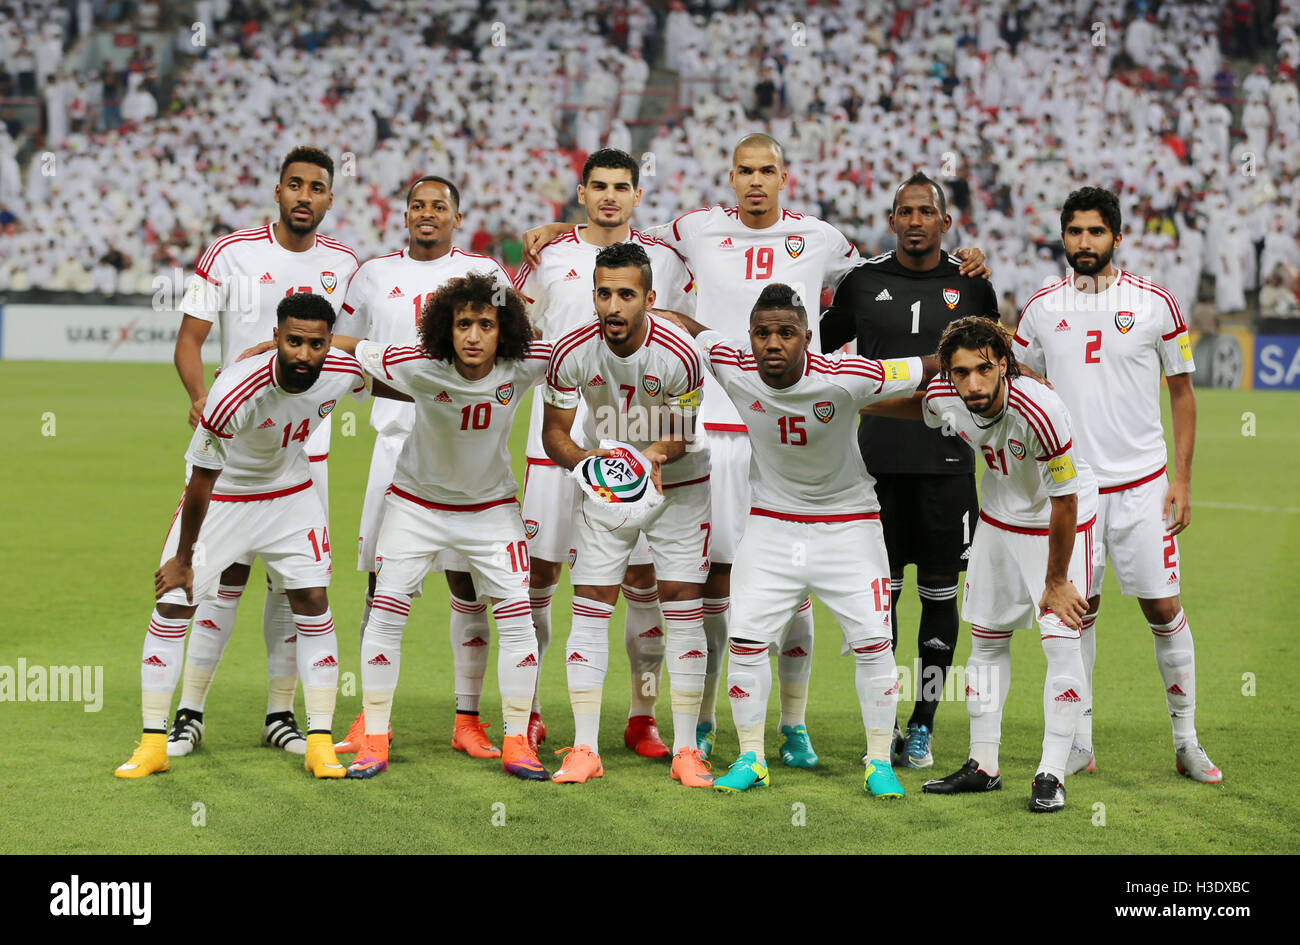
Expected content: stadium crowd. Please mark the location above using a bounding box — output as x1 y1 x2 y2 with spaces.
0 0 1298 322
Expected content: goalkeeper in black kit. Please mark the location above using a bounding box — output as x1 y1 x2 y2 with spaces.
820 172 998 768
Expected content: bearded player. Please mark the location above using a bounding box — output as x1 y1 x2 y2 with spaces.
513 148 697 758
665 284 937 798
167 147 358 759
1013 187 1219 783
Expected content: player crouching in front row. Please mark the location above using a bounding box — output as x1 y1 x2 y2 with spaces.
666 284 939 798
864 316 1096 812
334 273 552 781
117 293 380 779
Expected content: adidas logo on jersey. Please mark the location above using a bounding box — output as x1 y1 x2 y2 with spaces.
516 653 537 668
257 418 276 429
679 649 707 660
718 237 734 248
434 391 453 403
1054 319 1071 332
315 655 339 668
587 374 606 387
749 399 766 413
365 654 389 666
1167 571 1179 584
564 268 581 281
388 286 404 299
728 685 750 699
1054 688 1082 703
781 646 808 658
142 655 166 667
638 626 664 639
259 272 274 284
1167 683 1187 696
875 288 893 301
566 651 589 663
462 636 488 648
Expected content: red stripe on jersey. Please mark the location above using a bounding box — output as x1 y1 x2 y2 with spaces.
1122 271 1186 332
198 416 234 439
196 226 271 276
1012 330 1029 347
704 423 748 432
671 207 709 243
211 479 314 502
751 507 880 524
316 235 359 263
523 340 553 361
1007 385 1064 456
308 453 328 462
781 208 805 221
387 485 517 513
649 320 703 390
1032 438 1073 461
341 303 355 315
979 510 1096 536
547 321 602 389
207 364 274 434
1097 465 1166 494
808 352 885 376
1020 276 1071 311
526 456 558 466
663 474 709 490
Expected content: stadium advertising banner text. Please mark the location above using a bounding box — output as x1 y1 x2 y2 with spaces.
0 304 223 362
1253 335 1300 390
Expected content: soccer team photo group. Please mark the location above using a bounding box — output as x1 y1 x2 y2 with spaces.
3 0 1297 868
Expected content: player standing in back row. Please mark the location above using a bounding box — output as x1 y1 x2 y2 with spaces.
167 146 359 758
1013 187 1219 783
820 172 998 770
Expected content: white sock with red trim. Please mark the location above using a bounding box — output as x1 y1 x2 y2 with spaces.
528 583 556 714
1040 632 1085 780
493 597 538 737
662 598 707 754
1150 609 1198 747
141 610 189 730
567 597 613 753
178 583 242 714
622 583 664 717
358 587 374 650
852 637 897 762
700 597 729 726
967 628 1013 773
263 588 298 715
726 639 770 761
1075 612 1097 751
450 592 489 714
777 598 814 729
293 609 338 734
361 591 409 734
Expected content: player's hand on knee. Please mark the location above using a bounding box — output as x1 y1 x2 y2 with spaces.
155 558 194 604
955 247 991 280
1039 580 1087 630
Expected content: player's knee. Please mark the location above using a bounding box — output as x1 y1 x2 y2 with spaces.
445 570 476 601
624 562 656 587
1141 595 1180 626
530 558 560 588
656 580 701 604
156 602 195 621
286 586 328 615
220 562 251 586
1086 595 1101 615
703 564 731 598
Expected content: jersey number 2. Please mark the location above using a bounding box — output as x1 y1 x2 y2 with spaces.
1085 330 1102 364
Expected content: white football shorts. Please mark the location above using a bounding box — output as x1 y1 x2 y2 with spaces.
569 477 710 586
1092 474 1182 599
703 429 751 565
522 460 653 567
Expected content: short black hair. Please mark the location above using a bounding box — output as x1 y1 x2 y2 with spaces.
732 132 785 167
277 291 336 328
418 272 531 363
892 171 947 218
750 283 807 325
1061 186 1121 236
407 174 461 210
937 315 1020 379
279 146 334 187
593 242 653 293
582 148 639 190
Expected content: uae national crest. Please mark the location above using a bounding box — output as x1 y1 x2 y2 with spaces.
321 271 337 294
642 374 661 395
496 382 515 405
785 235 804 258
942 287 960 309
813 401 835 423
523 520 539 539
1007 438 1026 459
1115 311 1135 334
318 399 337 418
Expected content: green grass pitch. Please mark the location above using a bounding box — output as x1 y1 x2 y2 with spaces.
1 361 1297 854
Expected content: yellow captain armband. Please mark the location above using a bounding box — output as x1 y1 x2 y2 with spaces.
1178 334 1192 362
881 359 911 382
668 389 701 410
1048 454 1077 483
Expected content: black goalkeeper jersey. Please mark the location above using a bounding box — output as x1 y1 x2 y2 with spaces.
820 250 999 476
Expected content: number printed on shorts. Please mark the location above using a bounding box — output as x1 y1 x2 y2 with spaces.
307 527 331 562
281 418 311 447
506 540 529 572
870 576 891 612
1162 533 1177 570
777 415 807 446
700 522 711 557
459 402 491 430
744 246 774 280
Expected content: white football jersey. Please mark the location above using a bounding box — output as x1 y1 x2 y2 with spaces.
698 330 921 518
1012 269 1194 489
187 349 369 498
646 206 860 429
513 226 696 460
337 246 512 436
355 340 551 507
922 375 1098 532
182 222 359 459
544 313 709 487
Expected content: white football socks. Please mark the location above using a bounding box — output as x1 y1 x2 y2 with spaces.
1075 612 1097 750
141 609 188 730
1039 631 1085 780
777 598 814 730
293 609 338 734
852 638 897 763
967 627 1013 773
263 589 298 715
700 597 730 727
492 597 538 737
450 592 489 714
567 597 613 752
178 583 242 713
528 583 556 714
1150 609 1198 747
662 598 706 754
622 583 664 717
361 591 411 734
726 640 771 760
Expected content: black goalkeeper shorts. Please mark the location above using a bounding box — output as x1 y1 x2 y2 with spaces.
874 473 979 574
